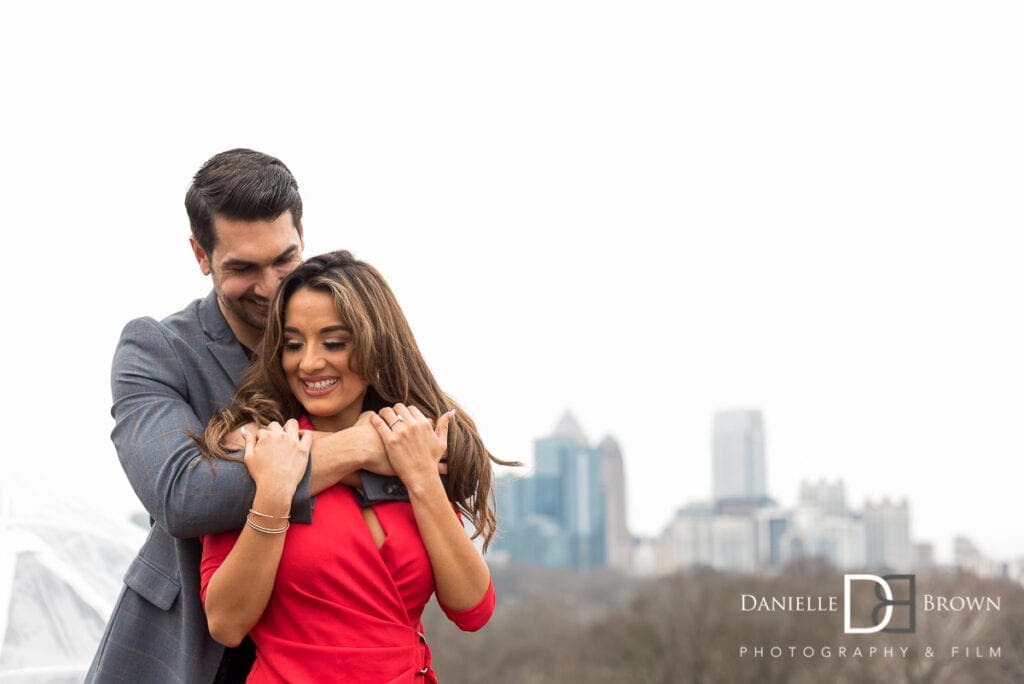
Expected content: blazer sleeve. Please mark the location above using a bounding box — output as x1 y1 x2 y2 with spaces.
111 317 314 539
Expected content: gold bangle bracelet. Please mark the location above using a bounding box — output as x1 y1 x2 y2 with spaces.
248 507 291 520
245 516 290 535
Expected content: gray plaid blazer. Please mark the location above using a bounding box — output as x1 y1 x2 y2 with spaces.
86 291 316 683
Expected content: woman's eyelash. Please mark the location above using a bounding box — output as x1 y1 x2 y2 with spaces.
283 340 347 350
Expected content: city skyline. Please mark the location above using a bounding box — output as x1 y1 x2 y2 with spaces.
509 408 1016 568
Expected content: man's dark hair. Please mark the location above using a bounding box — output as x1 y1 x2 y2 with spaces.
185 148 303 254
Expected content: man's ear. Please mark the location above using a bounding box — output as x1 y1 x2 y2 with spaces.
189 236 212 276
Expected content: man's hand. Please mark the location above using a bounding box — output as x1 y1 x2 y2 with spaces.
224 421 261 452
352 411 395 476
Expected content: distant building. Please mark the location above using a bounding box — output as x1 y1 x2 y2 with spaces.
799 479 848 517
711 516 758 572
953 535 984 568
864 498 912 571
777 505 865 569
656 502 759 573
1003 557 1024 586
712 410 766 504
952 535 1001 578
654 410 774 575
768 479 866 568
599 436 631 572
912 542 935 569
494 411 630 572
656 503 715 572
754 507 790 567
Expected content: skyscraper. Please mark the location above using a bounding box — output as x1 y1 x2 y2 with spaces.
494 411 630 571
863 498 912 571
712 409 766 504
599 436 630 572
533 412 606 570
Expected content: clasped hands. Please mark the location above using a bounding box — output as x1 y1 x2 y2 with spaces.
368 403 455 491
227 404 452 489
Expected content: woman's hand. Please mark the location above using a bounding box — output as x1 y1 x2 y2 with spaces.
370 404 454 492
241 419 312 501
371 404 492 616
203 419 310 649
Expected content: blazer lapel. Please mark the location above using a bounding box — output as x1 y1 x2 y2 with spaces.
199 290 251 384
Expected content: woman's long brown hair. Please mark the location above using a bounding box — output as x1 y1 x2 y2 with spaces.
200 250 518 549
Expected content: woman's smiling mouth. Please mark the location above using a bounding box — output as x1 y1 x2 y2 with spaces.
302 377 339 395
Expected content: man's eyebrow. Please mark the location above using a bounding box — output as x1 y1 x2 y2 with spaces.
284 325 353 334
273 246 301 262
222 246 299 269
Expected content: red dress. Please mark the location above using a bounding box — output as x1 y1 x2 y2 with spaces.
200 420 495 682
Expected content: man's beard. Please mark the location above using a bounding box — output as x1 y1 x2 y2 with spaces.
222 293 270 332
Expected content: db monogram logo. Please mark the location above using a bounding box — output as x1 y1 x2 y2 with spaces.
843 574 916 634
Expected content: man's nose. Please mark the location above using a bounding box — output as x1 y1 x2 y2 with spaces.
253 268 280 299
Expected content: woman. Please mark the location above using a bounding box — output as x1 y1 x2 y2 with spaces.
197 250 511 682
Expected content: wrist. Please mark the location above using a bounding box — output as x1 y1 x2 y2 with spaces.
314 430 370 474
251 486 295 516
245 509 290 535
405 473 447 501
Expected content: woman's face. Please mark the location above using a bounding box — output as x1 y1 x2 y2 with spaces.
281 287 369 431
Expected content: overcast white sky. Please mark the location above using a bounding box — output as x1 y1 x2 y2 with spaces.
2 2 1022 562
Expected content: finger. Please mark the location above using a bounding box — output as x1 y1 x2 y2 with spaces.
435 409 456 442
392 403 417 429
369 412 391 439
394 403 414 422
241 428 255 461
298 429 313 452
268 421 283 432
408 405 428 424
284 418 300 436
356 410 376 425
380 406 406 430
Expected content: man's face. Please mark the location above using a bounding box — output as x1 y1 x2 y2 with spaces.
190 211 303 348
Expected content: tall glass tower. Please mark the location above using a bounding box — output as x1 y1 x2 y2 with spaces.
494 411 628 571
712 409 766 503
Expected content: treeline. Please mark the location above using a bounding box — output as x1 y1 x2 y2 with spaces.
422 561 1024 683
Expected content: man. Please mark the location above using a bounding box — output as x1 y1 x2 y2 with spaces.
87 149 410 682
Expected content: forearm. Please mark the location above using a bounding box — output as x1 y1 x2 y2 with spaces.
112 319 314 537
308 430 367 494
116 433 313 537
407 478 491 611
203 488 291 646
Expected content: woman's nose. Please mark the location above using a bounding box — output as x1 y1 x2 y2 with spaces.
300 348 325 372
